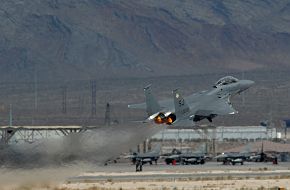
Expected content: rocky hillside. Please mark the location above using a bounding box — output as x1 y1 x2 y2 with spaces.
1 0 290 125
1 0 290 83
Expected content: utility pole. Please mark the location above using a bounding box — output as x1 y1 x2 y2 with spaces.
91 80 96 116
32 64 38 125
9 104 12 127
62 85 67 114
2 104 16 144
104 102 110 126
34 65 38 111
242 71 245 106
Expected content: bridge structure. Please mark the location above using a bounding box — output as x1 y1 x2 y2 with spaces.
0 125 98 144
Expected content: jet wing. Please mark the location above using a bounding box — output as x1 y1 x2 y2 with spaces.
212 98 237 115
195 98 237 116
128 102 146 109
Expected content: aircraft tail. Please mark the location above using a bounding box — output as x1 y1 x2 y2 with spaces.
144 85 161 116
173 89 190 119
150 143 162 154
127 85 161 116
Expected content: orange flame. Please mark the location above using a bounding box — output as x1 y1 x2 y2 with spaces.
154 116 164 124
166 117 173 125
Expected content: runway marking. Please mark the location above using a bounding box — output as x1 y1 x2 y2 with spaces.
68 170 290 183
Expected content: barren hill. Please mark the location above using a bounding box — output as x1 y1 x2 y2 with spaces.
1 0 290 125
1 0 290 82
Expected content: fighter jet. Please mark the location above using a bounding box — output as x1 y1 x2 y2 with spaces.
215 143 252 165
215 152 248 165
164 144 208 165
128 76 254 126
247 141 274 162
124 145 161 172
126 144 161 165
164 152 206 165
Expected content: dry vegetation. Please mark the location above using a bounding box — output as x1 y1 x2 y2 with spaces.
1 172 289 190
58 174 290 190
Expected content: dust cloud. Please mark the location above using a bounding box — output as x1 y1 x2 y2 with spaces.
0 122 165 188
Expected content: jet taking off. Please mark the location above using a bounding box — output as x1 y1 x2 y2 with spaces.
128 76 254 126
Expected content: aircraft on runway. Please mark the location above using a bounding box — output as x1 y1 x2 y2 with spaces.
128 76 254 126
125 145 161 172
125 145 161 165
164 152 206 165
215 152 249 165
163 145 208 165
215 141 275 165
247 142 274 163
215 143 252 165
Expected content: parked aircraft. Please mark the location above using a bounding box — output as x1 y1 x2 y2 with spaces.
216 141 275 165
215 143 252 165
128 76 254 126
125 144 161 165
215 152 249 165
248 141 275 162
164 152 206 165
164 145 208 165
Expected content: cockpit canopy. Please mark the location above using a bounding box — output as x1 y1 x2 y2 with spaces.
215 76 239 87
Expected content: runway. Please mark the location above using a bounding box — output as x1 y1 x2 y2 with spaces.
69 170 290 182
61 162 290 189
0 161 289 190
68 162 290 182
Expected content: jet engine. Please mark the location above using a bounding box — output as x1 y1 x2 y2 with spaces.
153 113 176 125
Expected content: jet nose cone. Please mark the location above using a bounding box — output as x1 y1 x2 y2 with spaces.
241 80 255 89
246 80 255 87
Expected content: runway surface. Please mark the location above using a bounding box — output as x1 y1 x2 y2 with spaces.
1 161 289 190
68 162 290 182
60 162 290 190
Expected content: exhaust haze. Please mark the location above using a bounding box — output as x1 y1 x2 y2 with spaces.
0 122 165 188
0 122 164 167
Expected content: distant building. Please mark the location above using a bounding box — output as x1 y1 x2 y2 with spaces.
223 140 290 153
151 126 279 142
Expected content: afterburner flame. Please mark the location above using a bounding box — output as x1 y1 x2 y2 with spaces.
166 117 173 124
154 116 164 124
153 113 176 125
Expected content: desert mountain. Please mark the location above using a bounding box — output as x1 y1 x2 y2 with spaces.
1 0 290 82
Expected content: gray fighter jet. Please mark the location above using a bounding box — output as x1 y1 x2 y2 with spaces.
125 144 161 165
128 76 254 126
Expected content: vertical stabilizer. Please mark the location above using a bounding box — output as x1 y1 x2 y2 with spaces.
144 85 161 116
150 143 161 154
173 89 190 118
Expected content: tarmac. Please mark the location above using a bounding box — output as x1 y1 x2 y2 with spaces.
1 161 290 190
63 161 290 189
